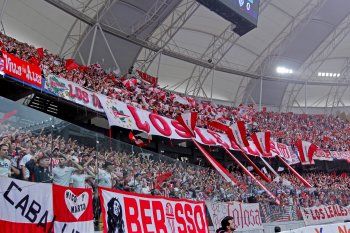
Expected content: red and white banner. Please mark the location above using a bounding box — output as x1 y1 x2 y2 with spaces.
271 141 300 165
313 149 334 161
99 94 240 152
0 177 94 233
176 112 198 136
206 201 263 232
2 51 42 88
251 131 271 156
296 140 317 165
301 204 350 226
99 187 209 233
281 222 350 233
45 75 103 112
229 121 249 148
52 184 94 233
136 70 158 86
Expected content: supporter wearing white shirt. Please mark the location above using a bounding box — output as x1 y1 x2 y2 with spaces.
70 171 91 188
19 148 37 180
0 144 19 177
52 155 76 186
97 163 113 188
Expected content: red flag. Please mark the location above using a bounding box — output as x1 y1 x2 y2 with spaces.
128 131 150 147
296 140 317 165
122 78 137 90
251 131 271 156
36 48 44 60
155 172 172 189
28 57 40 66
176 112 198 136
65 59 79 70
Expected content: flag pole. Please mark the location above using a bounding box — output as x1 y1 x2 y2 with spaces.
239 149 272 183
276 155 312 188
224 148 280 205
192 139 247 191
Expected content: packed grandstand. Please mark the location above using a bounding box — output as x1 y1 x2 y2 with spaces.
0 1 350 233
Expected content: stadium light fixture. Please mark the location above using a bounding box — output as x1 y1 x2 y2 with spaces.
276 66 293 75
317 72 341 77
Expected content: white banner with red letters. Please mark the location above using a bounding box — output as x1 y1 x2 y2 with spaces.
98 94 240 151
2 51 42 88
45 75 103 112
301 204 350 226
271 141 300 165
206 201 263 232
281 222 350 233
99 187 209 233
0 177 94 233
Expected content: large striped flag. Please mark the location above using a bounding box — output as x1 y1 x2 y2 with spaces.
251 131 272 157
296 140 317 165
229 121 250 148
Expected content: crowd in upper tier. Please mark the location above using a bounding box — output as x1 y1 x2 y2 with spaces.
0 33 349 152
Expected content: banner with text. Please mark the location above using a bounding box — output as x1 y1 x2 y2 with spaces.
0 177 94 233
271 141 300 165
99 187 209 233
98 94 240 151
281 222 350 233
206 201 263 232
45 75 103 112
2 51 42 88
301 204 350 226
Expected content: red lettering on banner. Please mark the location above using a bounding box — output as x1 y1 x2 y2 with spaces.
140 200 153 233
92 95 102 109
149 114 172 137
3 51 42 87
194 128 215 145
171 120 192 138
127 105 151 133
184 204 196 233
175 203 186 233
193 205 206 233
208 130 230 149
124 197 142 232
152 201 167 232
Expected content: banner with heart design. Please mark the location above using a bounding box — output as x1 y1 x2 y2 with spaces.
53 184 94 233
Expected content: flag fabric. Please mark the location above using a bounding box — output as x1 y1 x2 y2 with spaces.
172 94 190 105
176 112 198 136
65 59 79 71
296 140 317 165
251 131 271 156
128 131 150 147
229 121 250 148
277 167 285 172
155 172 172 189
122 78 137 90
36 48 44 60
0 177 94 233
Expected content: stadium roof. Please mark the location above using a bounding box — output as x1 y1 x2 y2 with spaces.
3 0 350 112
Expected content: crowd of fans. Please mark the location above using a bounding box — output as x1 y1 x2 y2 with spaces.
0 32 350 223
0 121 349 212
0 32 349 152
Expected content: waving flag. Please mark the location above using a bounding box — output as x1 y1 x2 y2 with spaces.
122 78 137 90
296 140 317 165
65 59 79 71
251 131 271 157
176 112 198 136
229 121 250 147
